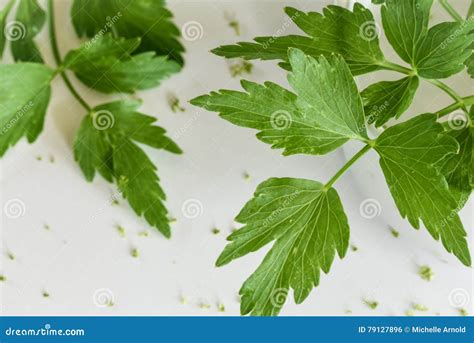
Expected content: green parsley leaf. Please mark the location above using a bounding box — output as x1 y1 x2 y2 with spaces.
212 4 385 75
216 177 349 316
381 0 433 65
465 53 474 78
11 0 46 63
191 49 367 156
375 114 471 266
64 35 180 94
74 100 181 237
361 76 419 127
0 63 53 157
438 123 472 205
382 1 473 78
71 0 184 64
0 0 14 58
416 21 474 79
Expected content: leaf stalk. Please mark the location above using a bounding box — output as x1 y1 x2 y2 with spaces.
47 0 91 112
324 144 372 190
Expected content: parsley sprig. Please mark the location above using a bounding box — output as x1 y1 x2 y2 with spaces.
0 0 184 237
192 0 474 316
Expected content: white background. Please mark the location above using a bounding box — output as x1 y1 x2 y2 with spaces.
0 0 472 316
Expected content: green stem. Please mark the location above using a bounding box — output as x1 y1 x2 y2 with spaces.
47 0 91 112
437 96 474 117
324 144 372 190
440 0 464 22
426 79 466 109
378 60 414 75
379 60 468 113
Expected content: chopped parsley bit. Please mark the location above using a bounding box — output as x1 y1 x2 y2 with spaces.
363 299 378 309
212 228 220 235
107 300 114 307
412 303 428 311
243 171 250 180
418 265 434 281
111 199 120 206
7 252 15 260
0 275 6 282
36 155 42 161
350 245 358 252
389 226 399 238
229 60 253 77
405 309 415 316
218 303 225 312
459 308 468 316
344 309 352 314
224 11 240 36
131 248 139 258
168 216 177 224
43 223 50 230
42 291 50 298
138 231 149 237
168 94 185 113
229 20 240 36
116 225 126 237
199 303 211 310
49 155 55 163
180 296 188 305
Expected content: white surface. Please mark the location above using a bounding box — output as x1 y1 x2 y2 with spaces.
0 0 472 316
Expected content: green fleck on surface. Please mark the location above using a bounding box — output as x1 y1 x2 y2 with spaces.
389 227 399 238
131 248 139 258
230 60 253 77
116 225 126 237
412 303 428 311
419 265 434 281
364 299 378 309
